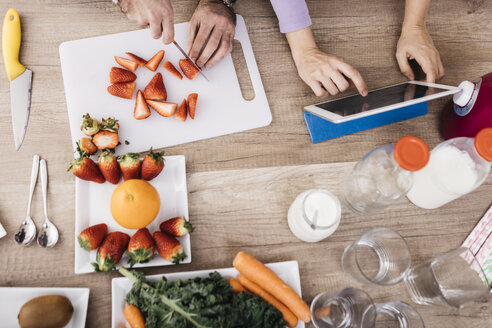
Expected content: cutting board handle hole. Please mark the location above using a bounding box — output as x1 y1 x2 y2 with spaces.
232 40 255 101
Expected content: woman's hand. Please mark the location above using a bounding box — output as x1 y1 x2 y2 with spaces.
119 0 174 44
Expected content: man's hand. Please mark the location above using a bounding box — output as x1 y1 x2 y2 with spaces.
119 0 174 44
187 0 236 68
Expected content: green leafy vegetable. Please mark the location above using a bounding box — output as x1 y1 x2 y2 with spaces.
120 268 287 328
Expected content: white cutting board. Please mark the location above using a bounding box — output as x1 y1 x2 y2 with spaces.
59 15 271 154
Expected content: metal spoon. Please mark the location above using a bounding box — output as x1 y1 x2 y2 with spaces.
37 159 59 248
14 155 39 245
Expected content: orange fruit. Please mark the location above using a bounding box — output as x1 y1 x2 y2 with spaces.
110 179 160 229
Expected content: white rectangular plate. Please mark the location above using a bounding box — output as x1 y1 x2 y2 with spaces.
0 287 89 327
75 155 191 274
112 260 305 328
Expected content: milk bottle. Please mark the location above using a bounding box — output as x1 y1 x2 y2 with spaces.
407 128 492 209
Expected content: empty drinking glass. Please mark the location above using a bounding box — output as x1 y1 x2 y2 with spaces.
342 227 411 286
404 246 490 308
311 287 377 328
374 301 424 328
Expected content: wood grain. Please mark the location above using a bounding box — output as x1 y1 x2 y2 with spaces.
0 0 491 327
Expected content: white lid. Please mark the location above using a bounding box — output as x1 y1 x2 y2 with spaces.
0 222 6 239
453 81 475 107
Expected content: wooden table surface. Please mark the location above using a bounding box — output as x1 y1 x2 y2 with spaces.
0 0 491 327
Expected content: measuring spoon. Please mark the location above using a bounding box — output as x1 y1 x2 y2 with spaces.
37 159 59 248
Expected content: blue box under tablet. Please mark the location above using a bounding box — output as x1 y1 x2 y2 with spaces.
304 102 427 143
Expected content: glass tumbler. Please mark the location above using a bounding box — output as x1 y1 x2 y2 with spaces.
311 287 377 328
374 301 424 328
404 246 490 308
342 227 411 285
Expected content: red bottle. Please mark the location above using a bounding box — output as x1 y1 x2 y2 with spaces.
441 72 492 139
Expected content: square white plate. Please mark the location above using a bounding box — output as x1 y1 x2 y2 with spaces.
75 155 191 274
112 260 305 328
0 287 89 327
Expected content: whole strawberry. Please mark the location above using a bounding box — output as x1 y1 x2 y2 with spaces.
100 117 120 132
77 138 97 156
92 231 130 273
127 228 155 267
98 150 121 184
153 231 187 264
78 223 108 251
159 217 194 237
80 113 100 136
141 148 165 181
68 155 105 183
119 152 141 180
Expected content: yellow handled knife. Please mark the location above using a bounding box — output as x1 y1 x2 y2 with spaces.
2 8 32 151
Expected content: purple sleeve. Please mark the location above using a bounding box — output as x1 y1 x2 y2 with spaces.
270 0 312 33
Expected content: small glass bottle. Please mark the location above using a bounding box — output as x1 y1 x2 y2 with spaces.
340 136 430 215
407 128 492 209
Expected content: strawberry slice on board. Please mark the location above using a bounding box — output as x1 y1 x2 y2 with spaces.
119 152 141 180
110 67 137 84
160 217 194 237
80 113 100 136
134 90 151 120
147 100 177 117
78 223 108 251
143 73 167 101
126 52 147 67
179 59 199 80
174 99 187 122
153 231 187 264
145 50 165 72
141 147 165 181
92 231 130 272
100 117 120 132
115 56 138 72
187 93 198 119
108 82 136 99
163 61 183 80
77 138 97 156
98 150 121 184
127 228 155 267
68 156 105 184
92 131 119 150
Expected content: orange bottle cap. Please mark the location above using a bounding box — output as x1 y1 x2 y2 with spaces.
394 136 430 171
474 128 492 162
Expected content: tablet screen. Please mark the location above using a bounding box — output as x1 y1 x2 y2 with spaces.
315 83 448 117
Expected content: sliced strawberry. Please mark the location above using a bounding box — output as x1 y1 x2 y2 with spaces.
78 138 97 155
127 228 155 267
68 156 105 183
80 113 100 136
115 56 138 72
126 52 147 67
78 223 108 251
187 93 198 119
175 99 187 122
134 90 151 120
93 131 119 150
100 117 120 132
147 100 177 117
110 67 137 84
141 147 165 181
179 59 199 80
145 50 165 71
160 217 194 237
108 82 136 99
153 231 187 264
143 73 167 101
163 61 183 80
92 231 130 272
119 152 141 180
98 150 121 184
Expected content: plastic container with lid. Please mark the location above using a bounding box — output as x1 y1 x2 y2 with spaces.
407 128 492 209
340 136 430 215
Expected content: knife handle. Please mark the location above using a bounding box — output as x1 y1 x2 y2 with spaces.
2 8 25 81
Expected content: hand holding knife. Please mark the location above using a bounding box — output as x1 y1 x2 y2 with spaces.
172 40 209 82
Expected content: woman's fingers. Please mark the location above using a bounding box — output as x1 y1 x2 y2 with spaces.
338 63 368 96
396 51 415 81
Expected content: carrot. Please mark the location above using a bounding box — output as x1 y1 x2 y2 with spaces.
233 251 311 323
228 277 246 293
238 274 299 328
124 304 145 328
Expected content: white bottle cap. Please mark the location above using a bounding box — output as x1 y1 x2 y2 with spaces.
0 221 6 239
453 81 475 107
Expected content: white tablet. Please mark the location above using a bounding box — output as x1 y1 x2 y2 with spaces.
304 81 460 123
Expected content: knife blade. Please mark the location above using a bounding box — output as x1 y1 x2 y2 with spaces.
2 8 32 151
172 40 209 82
